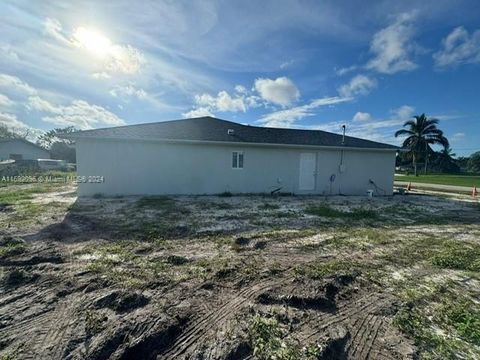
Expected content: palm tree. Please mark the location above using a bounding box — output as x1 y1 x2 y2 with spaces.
436 145 459 173
395 114 449 176
440 146 456 159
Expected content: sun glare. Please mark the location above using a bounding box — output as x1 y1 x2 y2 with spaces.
73 27 112 58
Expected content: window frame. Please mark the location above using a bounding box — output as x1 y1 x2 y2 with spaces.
232 150 244 169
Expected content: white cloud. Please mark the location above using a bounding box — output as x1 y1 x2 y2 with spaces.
92 72 111 79
258 96 350 128
338 75 377 98
279 59 295 69
102 44 145 74
0 94 15 108
452 132 466 141
0 112 43 139
26 96 125 130
109 84 147 99
234 85 247 94
197 91 247 112
0 45 19 63
335 65 357 76
254 77 299 107
352 112 372 122
26 96 60 113
184 86 262 118
433 26 480 67
43 18 72 46
182 107 214 118
366 12 418 74
44 18 145 75
312 104 417 144
0 112 30 130
0 74 37 97
390 105 415 120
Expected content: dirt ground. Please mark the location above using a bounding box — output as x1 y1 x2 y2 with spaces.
1 182 480 359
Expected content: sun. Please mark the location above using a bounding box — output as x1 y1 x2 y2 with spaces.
73 27 112 58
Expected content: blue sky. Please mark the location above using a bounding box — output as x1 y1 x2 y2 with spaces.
0 0 479 155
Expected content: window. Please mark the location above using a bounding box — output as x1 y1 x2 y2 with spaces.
232 151 244 169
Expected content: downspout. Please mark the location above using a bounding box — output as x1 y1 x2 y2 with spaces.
338 125 346 195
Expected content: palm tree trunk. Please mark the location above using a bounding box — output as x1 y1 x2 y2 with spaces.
424 143 428 174
413 152 417 176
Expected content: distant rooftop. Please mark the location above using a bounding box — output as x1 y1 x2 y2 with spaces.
64 116 398 150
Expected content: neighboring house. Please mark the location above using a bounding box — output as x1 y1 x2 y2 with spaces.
0 139 50 161
64 116 398 196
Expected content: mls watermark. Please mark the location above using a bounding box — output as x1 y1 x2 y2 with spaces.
1 175 105 184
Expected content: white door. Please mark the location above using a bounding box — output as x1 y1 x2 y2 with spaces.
299 152 316 191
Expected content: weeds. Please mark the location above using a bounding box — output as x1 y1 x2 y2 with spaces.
394 284 480 359
136 196 176 210
293 259 360 279
200 201 233 210
258 203 280 210
438 299 480 343
430 241 480 271
305 205 377 220
248 315 320 360
0 238 26 258
248 316 299 360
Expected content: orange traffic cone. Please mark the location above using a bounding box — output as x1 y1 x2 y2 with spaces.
473 186 478 197
406 182 412 191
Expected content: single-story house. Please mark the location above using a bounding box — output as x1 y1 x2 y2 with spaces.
0 138 50 161
64 116 398 196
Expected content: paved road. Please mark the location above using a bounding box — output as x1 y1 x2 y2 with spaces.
395 181 475 194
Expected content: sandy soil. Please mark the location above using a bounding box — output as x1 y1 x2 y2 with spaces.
0 186 479 359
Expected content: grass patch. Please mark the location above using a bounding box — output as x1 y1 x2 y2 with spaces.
305 205 377 220
395 174 480 187
80 241 205 287
293 259 360 279
199 201 233 210
133 196 191 220
136 196 176 210
0 238 26 258
430 241 480 271
136 221 191 241
0 184 55 205
258 203 280 210
249 316 300 359
248 315 320 360
353 228 389 244
394 282 480 359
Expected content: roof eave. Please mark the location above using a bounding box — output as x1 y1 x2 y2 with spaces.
68 135 399 151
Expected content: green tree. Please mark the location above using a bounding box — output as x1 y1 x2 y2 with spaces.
36 127 76 162
395 114 449 176
435 146 460 173
0 125 24 140
467 152 480 173
36 126 76 148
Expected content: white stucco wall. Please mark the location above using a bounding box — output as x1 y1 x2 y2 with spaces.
75 138 396 196
0 140 50 160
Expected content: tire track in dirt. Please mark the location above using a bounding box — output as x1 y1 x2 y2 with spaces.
299 291 410 359
12 292 86 359
158 278 291 359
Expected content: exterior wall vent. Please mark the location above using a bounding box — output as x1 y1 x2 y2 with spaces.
227 129 235 135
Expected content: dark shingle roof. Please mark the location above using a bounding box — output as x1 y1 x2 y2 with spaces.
64 116 398 150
